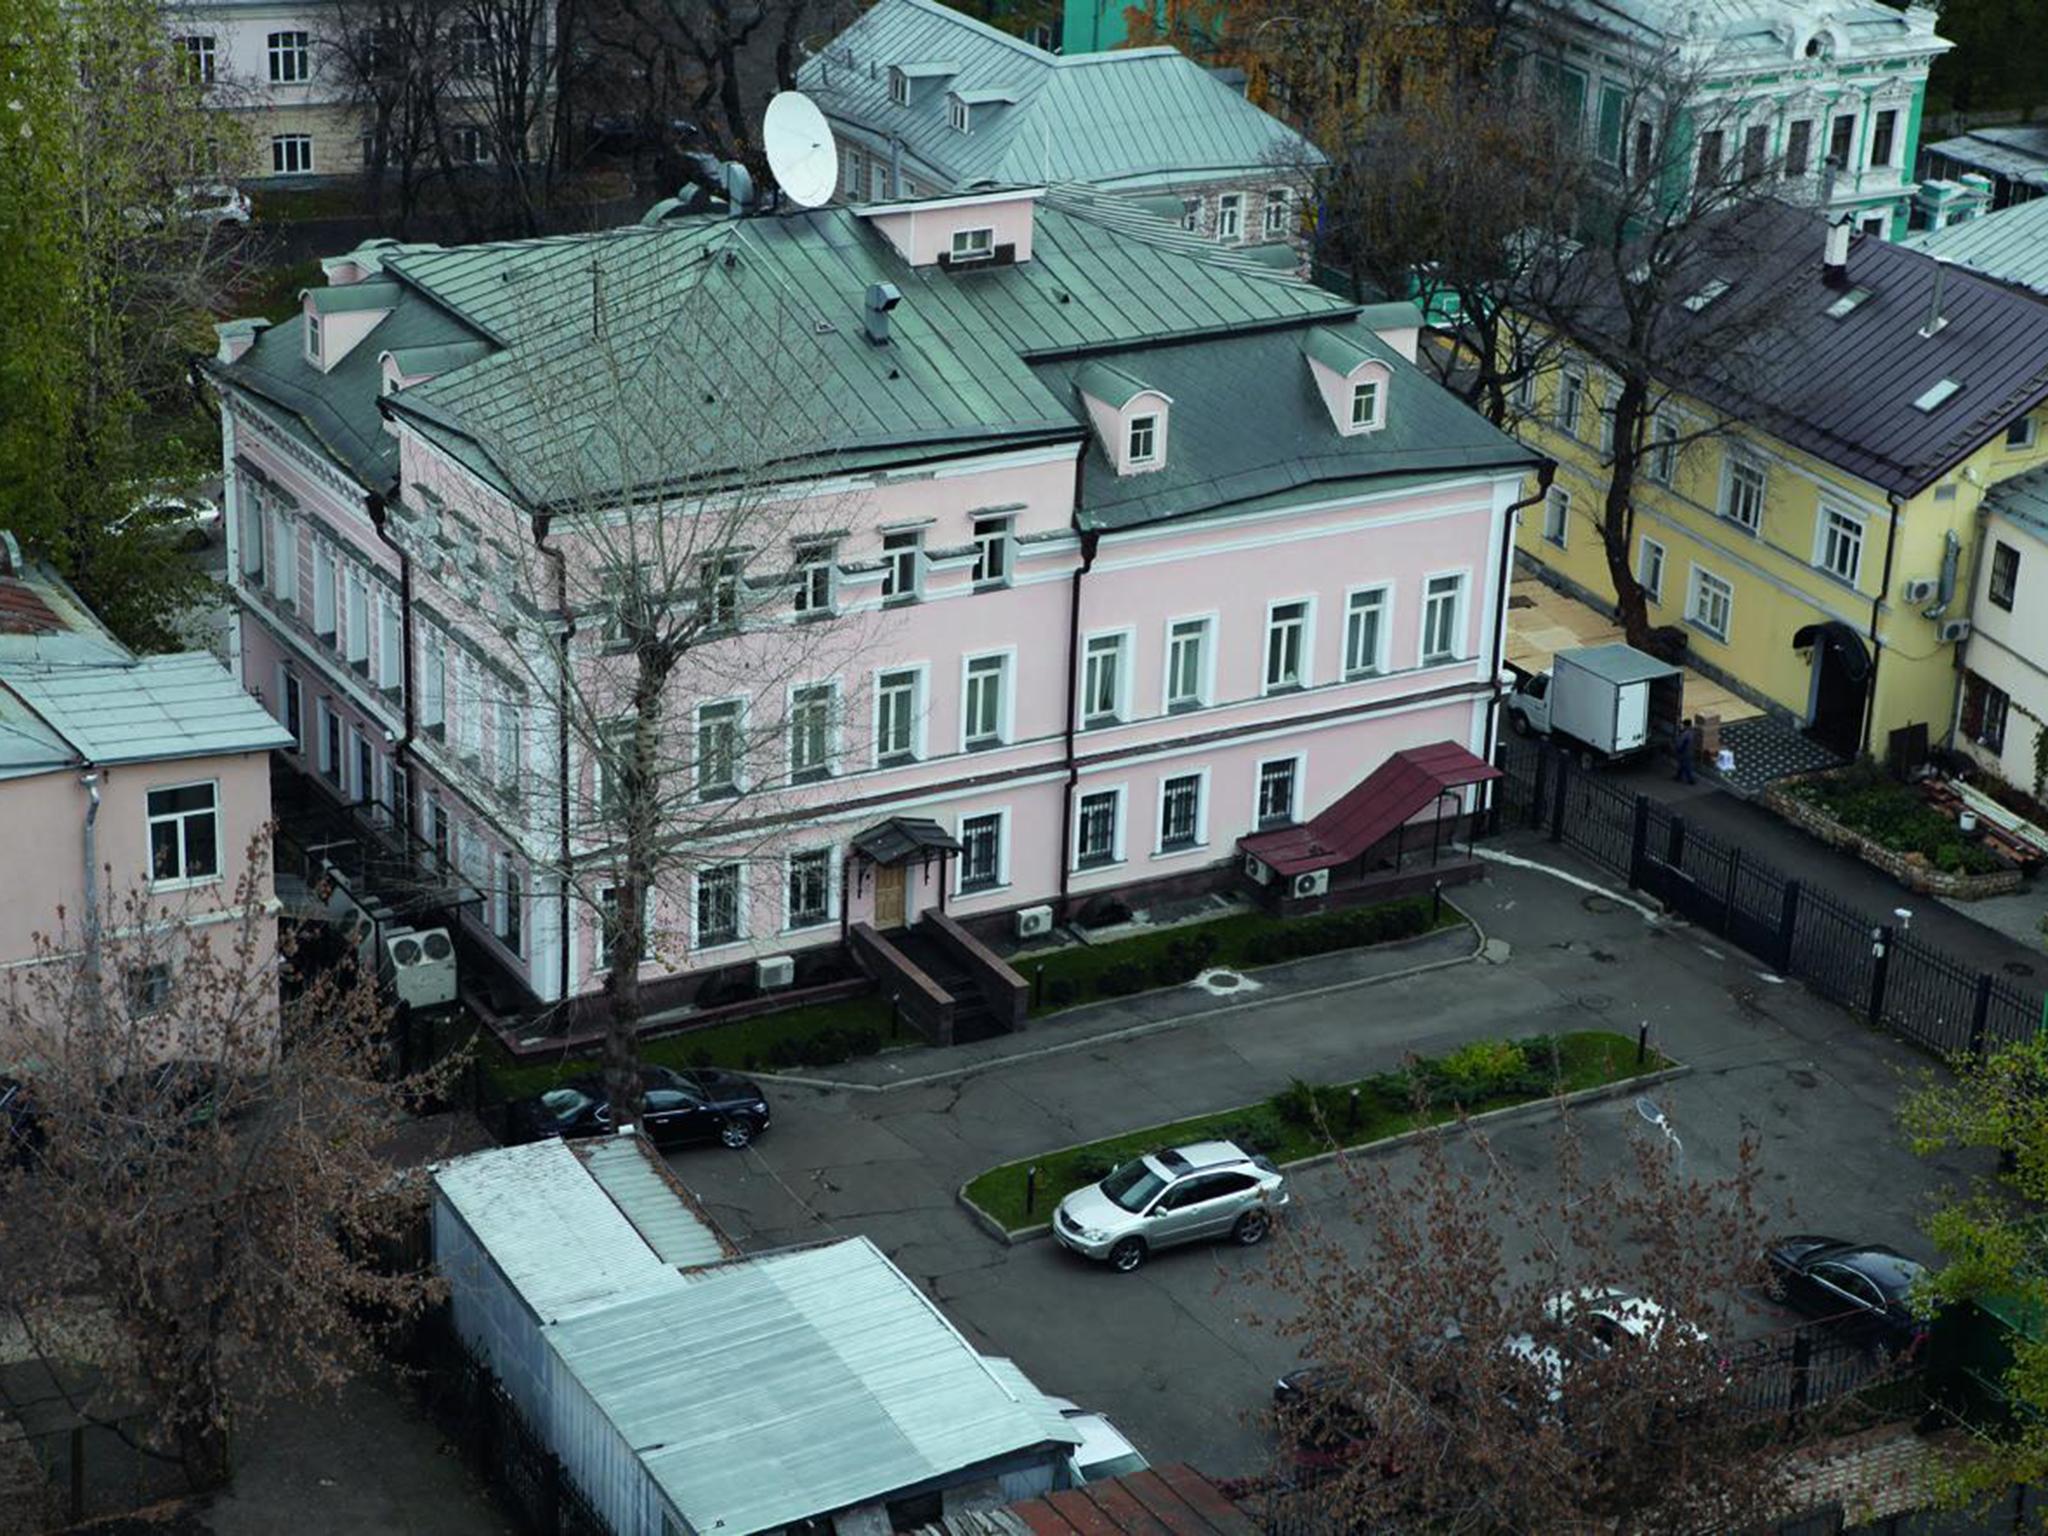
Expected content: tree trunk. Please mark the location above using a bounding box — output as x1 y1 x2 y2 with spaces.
1601 377 1654 649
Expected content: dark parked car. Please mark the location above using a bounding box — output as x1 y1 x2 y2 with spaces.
1764 1237 1930 1356
515 1064 769 1150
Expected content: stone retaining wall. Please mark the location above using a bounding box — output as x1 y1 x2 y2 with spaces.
1761 779 2025 900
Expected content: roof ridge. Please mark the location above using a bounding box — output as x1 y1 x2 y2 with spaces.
890 0 1055 64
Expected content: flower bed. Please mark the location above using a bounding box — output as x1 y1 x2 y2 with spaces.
1016 894 1464 1015
1765 767 2023 900
960 1030 1670 1234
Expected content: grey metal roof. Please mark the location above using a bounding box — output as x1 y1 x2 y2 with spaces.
574 1138 730 1269
433 1139 683 1324
544 1237 1077 1536
1982 463 2048 542
1043 317 1538 531
1558 200 2048 497
851 815 963 864
1921 127 2048 189
1903 200 2048 298
800 0 1320 192
1559 643 1681 685
0 654 293 767
0 691 74 781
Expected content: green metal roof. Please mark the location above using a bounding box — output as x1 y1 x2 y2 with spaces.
800 0 1321 191
1304 325 1377 375
1073 359 1156 408
307 280 403 315
1904 200 2048 300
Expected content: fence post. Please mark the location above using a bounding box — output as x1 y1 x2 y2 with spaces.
1789 1329 1812 1426
1549 750 1571 843
1774 879 1802 976
1531 747 1550 832
1719 847 1743 936
1968 973 1994 1057
1665 813 1687 870
1869 925 1894 1027
1628 796 1651 890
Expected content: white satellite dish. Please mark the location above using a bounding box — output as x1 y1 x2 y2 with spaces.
763 91 839 208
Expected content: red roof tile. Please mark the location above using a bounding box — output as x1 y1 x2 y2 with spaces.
0 578 61 635
1239 741 1499 877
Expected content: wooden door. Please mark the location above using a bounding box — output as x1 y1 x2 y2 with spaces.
874 864 906 929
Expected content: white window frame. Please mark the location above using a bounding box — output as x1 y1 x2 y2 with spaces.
970 515 1012 586
1869 107 1899 168
1263 187 1291 237
2006 416 2037 450
1156 767 1209 854
1126 413 1159 466
1638 537 1666 604
789 681 837 780
1263 597 1313 694
376 588 403 691
1350 377 1383 431
1815 503 1865 585
840 147 860 196
880 528 924 601
276 664 302 751
950 225 994 261
1179 196 1202 232
1162 614 1215 711
1556 368 1585 437
792 539 836 615
1343 585 1390 678
1216 193 1243 241
311 539 336 638
269 509 297 605
499 860 524 955
947 94 971 133
873 665 926 764
1542 485 1570 548
344 566 368 665
1687 564 1733 641
1072 784 1127 869
888 68 908 106
495 692 521 791
146 779 221 889
1080 630 1131 726
960 650 1012 751
176 33 216 83
1647 412 1679 485
785 847 836 930
955 809 1010 893
694 863 745 951
450 123 491 165
1254 753 1303 829
695 698 744 798
1420 570 1469 665
1721 454 1767 533
267 30 308 83
272 134 313 175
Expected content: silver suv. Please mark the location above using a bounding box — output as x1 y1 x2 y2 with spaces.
1053 1140 1287 1273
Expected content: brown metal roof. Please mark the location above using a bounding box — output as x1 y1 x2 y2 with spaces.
1009 1465 1257 1536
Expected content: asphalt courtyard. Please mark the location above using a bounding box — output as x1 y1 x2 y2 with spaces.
670 840 1987 1480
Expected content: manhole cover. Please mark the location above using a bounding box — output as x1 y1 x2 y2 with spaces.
1578 994 1614 1012
1207 971 1242 989
1192 968 1260 997
2004 960 2036 978
1582 895 1617 915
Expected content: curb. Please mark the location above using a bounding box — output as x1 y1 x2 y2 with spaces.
957 1058 1692 1246
759 898 1489 1095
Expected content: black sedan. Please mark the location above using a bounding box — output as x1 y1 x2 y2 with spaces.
514 1065 770 1150
1764 1237 1930 1355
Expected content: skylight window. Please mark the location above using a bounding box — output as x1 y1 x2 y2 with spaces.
1683 278 1731 313
1825 286 1871 319
1913 378 1963 413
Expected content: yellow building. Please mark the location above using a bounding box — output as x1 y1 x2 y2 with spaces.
1517 216 2048 761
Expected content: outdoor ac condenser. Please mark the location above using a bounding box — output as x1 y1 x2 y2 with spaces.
1244 853 1273 885
1015 905 1054 940
1291 870 1330 899
756 955 795 990
380 927 458 1011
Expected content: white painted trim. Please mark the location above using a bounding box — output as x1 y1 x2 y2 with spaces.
871 660 930 766
781 843 839 932
1252 750 1306 829
1160 610 1219 711
954 805 1011 893
1418 566 1473 666
1262 594 1316 694
1154 764 1211 855
958 646 1016 752
1071 781 1129 869
1343 582 1393 678
1080 626 1135 727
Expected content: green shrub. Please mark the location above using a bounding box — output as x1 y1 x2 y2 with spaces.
1070 1151 1117 1185
1362 1069 1415 1111
1436 1039 1529 1100
1272 1077 1323 1126
1097 960 1152 997
1044 976 1080 1010
1212 1108 1285 1155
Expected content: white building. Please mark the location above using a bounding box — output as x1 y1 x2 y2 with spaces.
1959 463 2048 791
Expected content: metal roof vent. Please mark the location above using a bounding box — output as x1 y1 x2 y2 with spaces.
864 282 901 345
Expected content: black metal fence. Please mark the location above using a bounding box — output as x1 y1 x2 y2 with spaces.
1725 1320 1920 1427
405 1309 613 1536
1494 737 2044 1061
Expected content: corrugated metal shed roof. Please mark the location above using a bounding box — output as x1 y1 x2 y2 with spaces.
546 1236 1077 1536
800 0 1320 192
1983 464 2048 542
434 1139 683 1324
1007 1465 1258 1536
574 1138 730 1269
1922 127 2048 189
1904 199 2048 298
0 654 293 767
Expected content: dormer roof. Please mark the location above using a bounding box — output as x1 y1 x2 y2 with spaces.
1303 326 1379 377
1074 360 1159 410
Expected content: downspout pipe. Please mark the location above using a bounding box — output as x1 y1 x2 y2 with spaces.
531 513 576 1007
1055 525 1101 921
1488 463 1556 764
365 490 416 776
1947 490 1995 748
1861 491 1905 759
80 770 103 995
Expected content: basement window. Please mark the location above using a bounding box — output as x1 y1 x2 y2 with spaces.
1912 378 1962 413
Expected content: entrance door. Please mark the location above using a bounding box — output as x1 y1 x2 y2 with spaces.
873 864 906 929
1808 639 1868 758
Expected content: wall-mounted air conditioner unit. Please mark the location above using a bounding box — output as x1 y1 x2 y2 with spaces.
1939 618 1973 643
381 926 457 1010
1244 854 1273 885
1291 870 1330 899
756 954 795 990
1901 577 1938 604
1015 905 1054 940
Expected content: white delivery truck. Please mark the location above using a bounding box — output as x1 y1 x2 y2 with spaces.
1506 643 1684 762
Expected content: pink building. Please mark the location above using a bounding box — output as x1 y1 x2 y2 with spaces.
204 188 1540 1030
0 535 291 1031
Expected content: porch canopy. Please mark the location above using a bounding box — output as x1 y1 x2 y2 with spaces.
850 816 962 866
1238 741 1500 878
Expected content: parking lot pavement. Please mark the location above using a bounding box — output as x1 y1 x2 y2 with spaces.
671 851 1987 1478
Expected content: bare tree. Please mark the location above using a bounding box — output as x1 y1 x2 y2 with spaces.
1252 1084 1869 1532
399 229 866 1128
324 0 459 234
0 842 455 1489
458 0 561 231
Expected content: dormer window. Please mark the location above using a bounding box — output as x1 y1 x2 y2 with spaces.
951 226 994 263
1350 379 1381 429
1075 360 1168 476
1127 415 1158 465
305 312 322 365
948 94 969 133
888 68 908 106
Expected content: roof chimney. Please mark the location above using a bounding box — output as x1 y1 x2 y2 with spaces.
1919 257 1950 339
864 282 901 345
1822 217 1853 288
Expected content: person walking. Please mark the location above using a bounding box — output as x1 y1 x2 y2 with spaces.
1673 717 1698 785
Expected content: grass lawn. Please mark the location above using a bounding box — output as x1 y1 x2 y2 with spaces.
1017 893 1464 1015
961 1030 1669 1233
483 993 899 1101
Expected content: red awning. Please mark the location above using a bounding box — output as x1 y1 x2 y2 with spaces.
1238 741 1500 878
